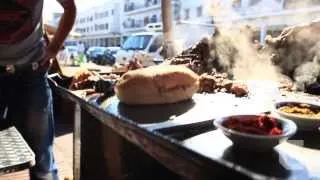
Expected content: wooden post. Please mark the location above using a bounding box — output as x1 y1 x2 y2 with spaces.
161 0 176 58
161 0 173 43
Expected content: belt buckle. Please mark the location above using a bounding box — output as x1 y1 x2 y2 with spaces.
32 62 39 71
5 65 15 74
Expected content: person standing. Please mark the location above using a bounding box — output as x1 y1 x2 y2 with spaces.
57 46 69 65
0 0 76 179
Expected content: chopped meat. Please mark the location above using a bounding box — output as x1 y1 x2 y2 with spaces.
127 59 144 71
230 83 249 97
69 69 120 91
69 69 96 90
198 72 247 97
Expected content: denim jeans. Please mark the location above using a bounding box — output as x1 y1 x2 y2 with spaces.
0 64 58 180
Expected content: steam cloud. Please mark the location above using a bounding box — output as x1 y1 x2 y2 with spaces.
201 0 320 92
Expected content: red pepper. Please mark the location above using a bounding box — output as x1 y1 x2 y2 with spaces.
224 116 283 136
269 128 282 135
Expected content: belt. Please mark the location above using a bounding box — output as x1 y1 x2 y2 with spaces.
0 62 40 74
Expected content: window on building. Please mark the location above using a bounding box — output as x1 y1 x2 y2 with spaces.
116 37 121 46
196 6 203 17
249 0 261 6
184 8 190 20
144 16 149 25
174 4 180 20
105 11 109 17
150 14 157 23
112 9 115 15
136 19 144 27
284 0 320 9
105 23 109 30
145 0 152 7
153 0 158 5
232 0 241 8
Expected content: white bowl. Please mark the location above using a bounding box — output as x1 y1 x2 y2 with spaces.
274 101 320 131
214 115 297 151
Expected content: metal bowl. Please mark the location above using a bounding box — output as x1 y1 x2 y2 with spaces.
213 115 297 151
274 101 320 131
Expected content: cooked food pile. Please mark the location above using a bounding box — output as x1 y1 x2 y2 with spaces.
112 59 144 74
69 68 120 93
168 22 320 95
278 103 320 118
198 73 248 97
167 38 211 75
69 69 97 90
222 115 283 135
263 21 320 94
115 65 199 105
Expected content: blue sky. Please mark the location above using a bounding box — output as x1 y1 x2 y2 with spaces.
44 0 107 21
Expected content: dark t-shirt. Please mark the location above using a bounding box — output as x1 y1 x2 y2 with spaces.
0 0 65 65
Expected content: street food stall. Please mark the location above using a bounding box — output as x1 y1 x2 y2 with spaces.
49 1 320 179
50 68 320 180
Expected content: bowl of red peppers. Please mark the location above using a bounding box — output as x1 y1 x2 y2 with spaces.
214 114 297 151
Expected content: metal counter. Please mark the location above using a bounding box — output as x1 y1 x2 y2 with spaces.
51 82 320 180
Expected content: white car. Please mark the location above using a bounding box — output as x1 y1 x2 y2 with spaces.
115 32 164 66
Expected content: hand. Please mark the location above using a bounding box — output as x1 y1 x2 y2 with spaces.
40 47 57 66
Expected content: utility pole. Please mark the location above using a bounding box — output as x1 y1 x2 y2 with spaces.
161 0 175 58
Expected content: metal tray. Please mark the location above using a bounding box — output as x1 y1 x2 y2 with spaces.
0 127 35 175
49 76 320 179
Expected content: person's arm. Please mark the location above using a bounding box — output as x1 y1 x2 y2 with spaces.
42 0 76 65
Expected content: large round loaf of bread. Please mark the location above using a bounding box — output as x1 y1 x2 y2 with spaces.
115 65 199 104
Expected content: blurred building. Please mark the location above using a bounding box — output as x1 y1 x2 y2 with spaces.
211 0 320 43
63 0 320 47
180 0 213 24
121 0 181 39
74 1 122 47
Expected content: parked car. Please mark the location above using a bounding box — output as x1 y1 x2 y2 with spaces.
115 32 164 66
115 22 214 67
86 46 107 61
99 47 120 65
87 46 120 65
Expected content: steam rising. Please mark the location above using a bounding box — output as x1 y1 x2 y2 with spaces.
210 25 282 81
201 0 320 91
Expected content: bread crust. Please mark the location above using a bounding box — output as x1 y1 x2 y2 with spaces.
115 65 199 104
